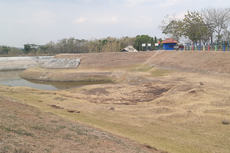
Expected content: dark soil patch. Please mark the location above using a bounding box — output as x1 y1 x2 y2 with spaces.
84 85 171 105
83 88 110 95
53 97 68 101
66 109 80 113
48 105 64 109
140 86 171 96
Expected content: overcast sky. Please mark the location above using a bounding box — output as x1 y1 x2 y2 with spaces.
1 0 229 47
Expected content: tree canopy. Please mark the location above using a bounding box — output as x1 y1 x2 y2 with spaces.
181 11 210 43
159 7 230 44
133 35 153 51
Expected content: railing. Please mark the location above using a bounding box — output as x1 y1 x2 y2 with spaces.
182 42 230 51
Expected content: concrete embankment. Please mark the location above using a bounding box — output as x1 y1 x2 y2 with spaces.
41 58 81 69
0 56 53 71
0 56 82 70
19 51 230 82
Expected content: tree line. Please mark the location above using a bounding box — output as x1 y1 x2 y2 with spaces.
159 7 230 44
44 36 161 54
0 35 162 55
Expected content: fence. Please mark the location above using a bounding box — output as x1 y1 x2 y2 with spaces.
182 42 230 51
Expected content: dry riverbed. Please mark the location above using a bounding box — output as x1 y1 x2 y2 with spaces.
1 51 230 153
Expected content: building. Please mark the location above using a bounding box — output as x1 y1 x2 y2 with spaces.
121 45 138 52
162 38 178 50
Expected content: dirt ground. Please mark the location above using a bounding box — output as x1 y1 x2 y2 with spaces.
0 94 162 153
1 51 230 153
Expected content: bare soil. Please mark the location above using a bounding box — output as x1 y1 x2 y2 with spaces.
55 51 230 75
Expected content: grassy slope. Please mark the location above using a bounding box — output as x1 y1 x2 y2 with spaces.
0 92 159 153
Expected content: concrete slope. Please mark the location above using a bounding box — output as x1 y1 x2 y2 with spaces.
0 57 38 71
0 56 53 71
41 58 81 69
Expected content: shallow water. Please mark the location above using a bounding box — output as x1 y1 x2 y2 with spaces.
0 70 112 90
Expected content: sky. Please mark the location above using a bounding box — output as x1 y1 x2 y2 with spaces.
1 0 230 47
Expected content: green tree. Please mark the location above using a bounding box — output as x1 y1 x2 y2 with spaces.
181 11 210 43
161 20 182 41
102 39 108 45
133 35 152 51
202 7 230 43
159 15 183 41
2 46 10 55
39 45 49 51
8 47 24 55
24 44 31 54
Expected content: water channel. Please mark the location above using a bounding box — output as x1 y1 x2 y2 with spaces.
0 70 111 90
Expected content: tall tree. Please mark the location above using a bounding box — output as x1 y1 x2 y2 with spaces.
181 11 210 43
24 44 31 54
201 7 230 42
159 14 183 41
221 29 230 42
133 35 152 51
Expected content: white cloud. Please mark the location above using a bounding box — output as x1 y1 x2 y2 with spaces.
73 18 86 23
111 16 118 22
174 12 186 20
166 12 187 21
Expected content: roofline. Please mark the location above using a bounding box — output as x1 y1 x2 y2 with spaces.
161 42 178 44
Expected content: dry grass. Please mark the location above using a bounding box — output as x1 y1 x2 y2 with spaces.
2 51 230 153
0 94 159 153
1 69 230 153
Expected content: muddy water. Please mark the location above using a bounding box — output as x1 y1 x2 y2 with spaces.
0 70 112 90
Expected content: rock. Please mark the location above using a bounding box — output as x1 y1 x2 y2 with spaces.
48 105 64 109
67 109 76 113
222 120 230 125
200 82 204 85
121 45 138 52
110 107 115 111
67 109 80 113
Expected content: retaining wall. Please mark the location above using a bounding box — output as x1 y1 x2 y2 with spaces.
0 56 82 71
0 56 53 71
41 59 81 69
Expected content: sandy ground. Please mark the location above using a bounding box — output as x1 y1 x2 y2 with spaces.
1 51 230 153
